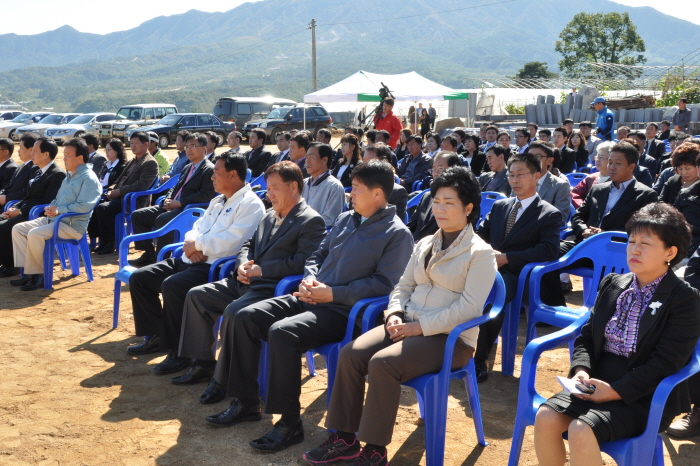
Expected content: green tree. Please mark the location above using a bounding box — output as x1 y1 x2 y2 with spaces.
555 12 646 78
513 62 557 79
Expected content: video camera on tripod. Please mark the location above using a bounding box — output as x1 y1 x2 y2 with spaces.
359 82 395 131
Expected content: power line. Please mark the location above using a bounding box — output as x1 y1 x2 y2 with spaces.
318 0 518 26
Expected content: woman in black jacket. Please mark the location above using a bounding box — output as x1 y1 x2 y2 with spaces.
661 144 700 206
394 129 412 163
99 139 127 192
332 133 360 188
567 130 590 170
534 203 700 466
461 134 486 176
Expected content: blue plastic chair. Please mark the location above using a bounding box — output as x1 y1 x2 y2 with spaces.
407 189 430 211
508 317 700 466
249 174 266 190
478 191 507 226
526 232 628 346
28 203 68 271
565 172 587 185
664 139 670 153
255 190 267 200
3 199 20 212
412 179 424 192
114 176 162 250
112 208 205 329
344 186 352 193
559 202 577 240
245 168 252 183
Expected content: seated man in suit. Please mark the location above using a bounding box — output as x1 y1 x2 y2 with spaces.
315 128 332 145
204 131 220 163
202 161 414 455
0 137 66 277
80 133 107 178
0 137 18 190
478 144 512 197
528 141 571 225
125 153 265 356
628 131 660 179
407 151 462 241
245 128 273 178
552 127 577 173
266 131 291 171
170 162 326 389
289 132 310 178
10 138 102 290
91 131 159 254
475 152 561 382
129 133 216 267
362 143 408 221
643 123 666 160
657 120 672 141
547 141 659 305
161 130 191 183
301 142 345 227
396 135 432 191
0 133 38 208
479 125 498 152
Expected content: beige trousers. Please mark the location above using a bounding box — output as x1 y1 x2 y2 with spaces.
12 217 82 274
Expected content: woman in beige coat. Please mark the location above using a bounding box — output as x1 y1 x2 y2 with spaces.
303 166 497 466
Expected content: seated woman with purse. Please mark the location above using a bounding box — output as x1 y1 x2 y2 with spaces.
302 166 497 466
534 202 700 466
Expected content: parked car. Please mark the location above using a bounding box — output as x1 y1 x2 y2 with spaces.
0 111 23 121
125 113 235 148
45 113 117 144
0 112 54 140
213 97 296 132
15 113 81 139
98 103 178 145
242 104 332 142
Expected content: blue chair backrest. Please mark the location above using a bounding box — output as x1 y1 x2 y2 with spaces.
566 172 587 185
407 189 430 210
479 191 507 224
246 168 252 183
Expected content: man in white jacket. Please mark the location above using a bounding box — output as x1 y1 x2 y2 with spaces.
125 152 265 361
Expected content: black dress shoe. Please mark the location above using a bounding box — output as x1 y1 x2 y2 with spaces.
152 351 192 374
249 419 304 452
128 252 157 267
199 379 227 404
97 241 115 255
0 267 20 278
171 361 215 385
205 398 262 426
10 275 32 286
126 335 162 355
474 358 489 384
20 274 44 291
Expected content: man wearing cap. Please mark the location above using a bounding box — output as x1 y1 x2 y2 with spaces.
147 132 171 177
592 97 615 141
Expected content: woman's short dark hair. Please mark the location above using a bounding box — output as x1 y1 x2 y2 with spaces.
265 160 304 193
108 139 127 164
626 203 691 266
214 152 248 182
64 137 90 163
452 129 467 141
350 160 395 201
425 131 441 148
430 166 481 223
465 133 481 149
670 143 700 167
340 133 360 165
399 128 412 143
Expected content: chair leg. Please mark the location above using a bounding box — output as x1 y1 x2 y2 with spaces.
43 238 55 290
653 434 664 466
324 347 340 409
464 359 488 446
56 243 68 270
112 280 121 329
507 413 530 466
416 390 426 419
67 243 80 276
420 382 449 466
78 237 93 281
306 350 317 377
501 301 520 377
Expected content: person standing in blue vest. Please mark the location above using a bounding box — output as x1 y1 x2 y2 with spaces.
592 97 615 141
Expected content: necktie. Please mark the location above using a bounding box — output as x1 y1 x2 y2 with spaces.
643 141 649 155
30 169 42 185
173 164 197 200
504 201 522 238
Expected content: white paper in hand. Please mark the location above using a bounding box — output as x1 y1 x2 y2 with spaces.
557 376 586 394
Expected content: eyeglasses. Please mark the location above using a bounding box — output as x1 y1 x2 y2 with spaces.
431 167 446 174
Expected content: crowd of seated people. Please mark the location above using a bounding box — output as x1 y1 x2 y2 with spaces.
4 98 700 465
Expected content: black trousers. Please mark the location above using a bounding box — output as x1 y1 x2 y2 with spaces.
93 198 122 243
178 277 273 361
213 295 347 416
129 257 210 348
131 205 182 254
0 213 28 268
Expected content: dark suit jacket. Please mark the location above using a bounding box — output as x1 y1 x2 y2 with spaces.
478 169 512 197
0 159 18 190
0 161 38 202
388 183 408 221
644 138 666 160
657 130 671 141
331 160 358 188
634 165 654 187
15 162 67 217
638 153 659 179
558 146 577 173
235 200 327 293
88 153 107 178
245 145 273 178
572 147 590 170
571 272 700 419
112 154 159 209
572 179 658 240
674 180 700 254
660 174 684 206
462 151 486 177
166 159 216 207
477 196 560 276
407 191 438 241
397 153 432 190
98 160 126 189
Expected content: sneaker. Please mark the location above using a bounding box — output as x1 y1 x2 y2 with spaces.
350 446 388 466
667 406 700 438
303 432 361 464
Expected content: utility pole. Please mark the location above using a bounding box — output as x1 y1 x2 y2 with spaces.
309 19 317 92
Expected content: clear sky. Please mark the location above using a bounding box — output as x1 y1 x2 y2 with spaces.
1 0 698 35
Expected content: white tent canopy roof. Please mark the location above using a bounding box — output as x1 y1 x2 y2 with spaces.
303 70 468 103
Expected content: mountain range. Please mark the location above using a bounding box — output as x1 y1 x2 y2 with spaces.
0 0 698 113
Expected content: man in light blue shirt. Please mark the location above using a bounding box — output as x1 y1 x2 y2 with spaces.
11 138 101 291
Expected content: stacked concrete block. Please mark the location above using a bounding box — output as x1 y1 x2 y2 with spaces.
525 105 537 124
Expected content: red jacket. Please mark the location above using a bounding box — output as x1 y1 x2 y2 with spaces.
570 172 601 209
374 110 403 149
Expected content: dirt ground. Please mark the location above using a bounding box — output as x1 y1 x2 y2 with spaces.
1 143 699 465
